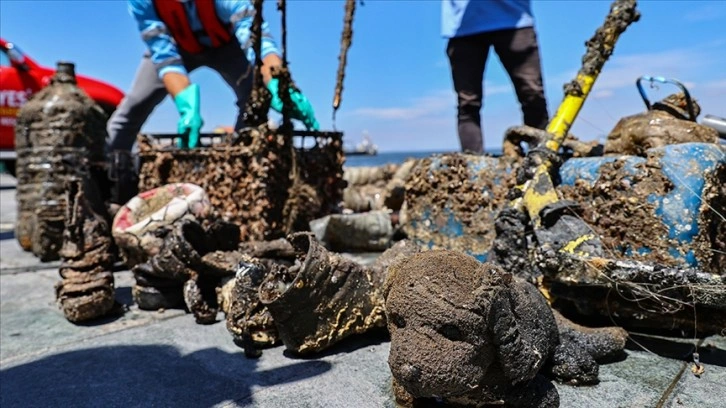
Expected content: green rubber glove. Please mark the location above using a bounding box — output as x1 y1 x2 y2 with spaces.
174 83 203 148
267 78 320 131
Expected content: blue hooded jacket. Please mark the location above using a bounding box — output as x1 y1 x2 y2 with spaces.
128 0 280 79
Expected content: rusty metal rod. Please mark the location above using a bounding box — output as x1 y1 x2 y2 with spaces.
332 0 357 124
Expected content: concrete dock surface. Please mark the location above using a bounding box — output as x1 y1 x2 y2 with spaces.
1 173 724 407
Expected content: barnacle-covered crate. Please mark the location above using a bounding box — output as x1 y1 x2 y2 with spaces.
137 129 345 242
290 130 346 215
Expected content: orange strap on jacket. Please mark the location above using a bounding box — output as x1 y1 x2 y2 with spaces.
153 0 232 54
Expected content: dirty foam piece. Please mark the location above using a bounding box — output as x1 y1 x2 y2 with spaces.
383 250 560 407
384 250 631 406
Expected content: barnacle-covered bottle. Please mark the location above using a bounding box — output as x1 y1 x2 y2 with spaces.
14 61 108 261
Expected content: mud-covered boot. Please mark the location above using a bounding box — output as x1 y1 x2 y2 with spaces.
220 258 281 358
132 262 185 310
259 233 416 355
183 271 219 325
130 221 197 310
55 176 116 323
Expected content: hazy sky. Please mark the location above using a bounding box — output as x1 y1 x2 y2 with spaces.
1 0 724 152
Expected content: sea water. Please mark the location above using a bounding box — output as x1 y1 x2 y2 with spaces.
344 149 503 168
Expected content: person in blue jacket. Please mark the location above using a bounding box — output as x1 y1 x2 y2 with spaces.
442 0 549 154
108 0 319 152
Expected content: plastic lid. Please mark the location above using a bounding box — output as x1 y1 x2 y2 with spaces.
53 61 77 83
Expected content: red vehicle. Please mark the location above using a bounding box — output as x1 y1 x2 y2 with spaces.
0 38 125 175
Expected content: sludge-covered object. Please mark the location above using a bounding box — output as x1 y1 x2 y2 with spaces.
55 174 116 323
219 258 282 358
259 234 419 355
138 129 344 242
342 184 386 212
309 210 394 252
343 164 397 187
111 183 211 268
402 145 725 272
383 250 628 407
15 151 83 253
14 62 108 260
544 255 726 334
384 250 559 407
604 93 718 156
341 160 416 213
548 143 726 334
128 217 235 320
558 143 725 273
401 153 516 261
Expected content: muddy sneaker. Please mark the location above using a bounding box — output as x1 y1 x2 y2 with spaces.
220 259 280 358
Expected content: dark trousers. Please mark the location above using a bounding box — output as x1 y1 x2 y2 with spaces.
447 27 549 153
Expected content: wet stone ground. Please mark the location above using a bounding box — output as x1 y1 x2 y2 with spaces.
1 173 725 407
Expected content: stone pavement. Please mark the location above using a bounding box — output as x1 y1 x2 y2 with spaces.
1 173 724 407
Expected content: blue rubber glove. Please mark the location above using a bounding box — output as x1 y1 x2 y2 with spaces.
174 84 203 148
267 78 320 131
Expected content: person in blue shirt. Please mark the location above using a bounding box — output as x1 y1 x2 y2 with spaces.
107 0 319 152
442 0 549 153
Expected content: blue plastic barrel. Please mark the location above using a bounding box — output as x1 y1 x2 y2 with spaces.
560 142 724 268
402 154 513 262
404 143 724 269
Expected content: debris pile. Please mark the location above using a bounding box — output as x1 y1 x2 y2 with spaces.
341 164 396 212
305 159 415 253
14 62 108 261
111 183 242 321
